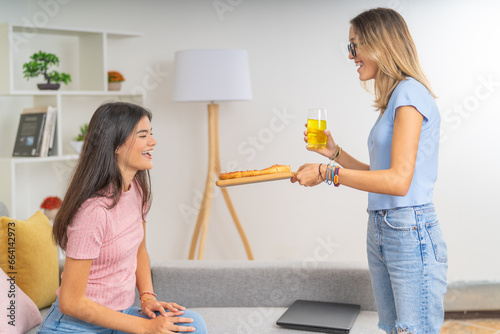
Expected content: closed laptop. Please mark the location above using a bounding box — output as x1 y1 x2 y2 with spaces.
276 300 361 333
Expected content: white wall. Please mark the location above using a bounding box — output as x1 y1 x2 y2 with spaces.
1 0 499 283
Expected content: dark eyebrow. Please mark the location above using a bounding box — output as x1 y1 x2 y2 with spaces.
136 128 152 135
350 37 356 42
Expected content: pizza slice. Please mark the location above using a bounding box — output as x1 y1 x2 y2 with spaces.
219 164 291 180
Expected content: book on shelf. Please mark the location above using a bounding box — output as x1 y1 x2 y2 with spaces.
12 106 58 157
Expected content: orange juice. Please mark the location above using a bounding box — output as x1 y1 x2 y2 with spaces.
307 119 327 148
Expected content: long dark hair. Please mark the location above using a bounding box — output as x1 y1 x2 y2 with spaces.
53 102 153 250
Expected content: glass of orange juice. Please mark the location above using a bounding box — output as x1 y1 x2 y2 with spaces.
307 108 327 149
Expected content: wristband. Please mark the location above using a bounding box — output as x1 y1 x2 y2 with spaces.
330 146 342 161
318 163 324 182
140 291 156 298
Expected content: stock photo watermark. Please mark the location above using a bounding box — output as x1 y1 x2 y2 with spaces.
440 73 500 141
130 64 169 100
12 0 71 53
213 0 243 21
236 106 297 162
5 221 17 327
178 106 297 225
387 0 414 13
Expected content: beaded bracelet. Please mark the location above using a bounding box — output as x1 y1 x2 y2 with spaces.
141 298 155 304
140 291 156 298
333 166 340 187
323 161 331 185
326 166 333 185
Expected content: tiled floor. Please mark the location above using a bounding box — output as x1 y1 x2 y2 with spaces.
441 319 500 333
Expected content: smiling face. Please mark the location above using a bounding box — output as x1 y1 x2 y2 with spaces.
115 116 156 183
348 25 379 81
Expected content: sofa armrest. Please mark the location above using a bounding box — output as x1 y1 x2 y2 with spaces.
151 260 376 311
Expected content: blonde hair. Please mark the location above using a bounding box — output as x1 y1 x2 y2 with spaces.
350 8 436 113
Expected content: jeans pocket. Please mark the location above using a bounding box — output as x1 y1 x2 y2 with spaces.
426 220 448 263
382 211 419 244
383 213 415 231
38 303 62 332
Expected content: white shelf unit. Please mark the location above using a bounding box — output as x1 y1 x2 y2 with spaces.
0 23 143 219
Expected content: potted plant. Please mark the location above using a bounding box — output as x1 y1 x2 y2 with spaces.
22 51 72 90
40 196 62 221
70 123 88 154
108 71 125 91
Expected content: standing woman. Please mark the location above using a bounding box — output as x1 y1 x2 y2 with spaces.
38 102 207 334
292 8 447 334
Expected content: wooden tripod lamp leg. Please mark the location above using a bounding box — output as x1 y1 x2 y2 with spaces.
219 187 254 260
188 103 254 260
212 106 254 260
188 104 218 260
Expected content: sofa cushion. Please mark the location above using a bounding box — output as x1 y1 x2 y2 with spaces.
151 260 377 310
0 268 42 333
0 211 59 309
191 307 383 333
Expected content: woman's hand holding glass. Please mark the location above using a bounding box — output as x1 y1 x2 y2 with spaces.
292 125 340 186
304 124 338 159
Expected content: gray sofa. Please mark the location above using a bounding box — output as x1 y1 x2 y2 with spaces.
24 258 500 333
30 260 383 333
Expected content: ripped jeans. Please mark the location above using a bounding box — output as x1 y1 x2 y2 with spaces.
367 203 448 334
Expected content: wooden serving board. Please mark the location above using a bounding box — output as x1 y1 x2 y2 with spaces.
216 172 296 187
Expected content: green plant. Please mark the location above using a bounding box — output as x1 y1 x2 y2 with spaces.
74 123 88 141
23 51 72 85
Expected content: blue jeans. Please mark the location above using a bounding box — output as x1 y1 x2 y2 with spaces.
37 298 207 333
367 203 448 334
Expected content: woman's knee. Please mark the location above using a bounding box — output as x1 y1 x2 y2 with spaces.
183 309 207 333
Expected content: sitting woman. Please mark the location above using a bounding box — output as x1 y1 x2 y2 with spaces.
38 102 207 334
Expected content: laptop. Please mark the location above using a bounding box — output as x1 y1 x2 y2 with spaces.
276 300 361 333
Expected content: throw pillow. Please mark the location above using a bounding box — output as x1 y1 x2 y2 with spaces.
0 211 59 309
0 268 42 333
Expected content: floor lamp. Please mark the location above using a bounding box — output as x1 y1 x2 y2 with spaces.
173 49 254 260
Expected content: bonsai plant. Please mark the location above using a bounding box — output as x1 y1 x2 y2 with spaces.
70 123 88 154
107 71 125 91
23 51 72 90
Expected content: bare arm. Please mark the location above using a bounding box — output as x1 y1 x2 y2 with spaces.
334 149 370 171
136 222 189 319
58 257 151 333
136 222 155 300
58 244 195 333
293 106 423 196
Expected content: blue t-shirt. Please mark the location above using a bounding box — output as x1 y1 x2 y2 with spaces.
367 77 440 211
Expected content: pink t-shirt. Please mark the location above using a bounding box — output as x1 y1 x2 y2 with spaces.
58 183 145 311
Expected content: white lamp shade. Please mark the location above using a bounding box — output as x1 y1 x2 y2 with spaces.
173 49 252 102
